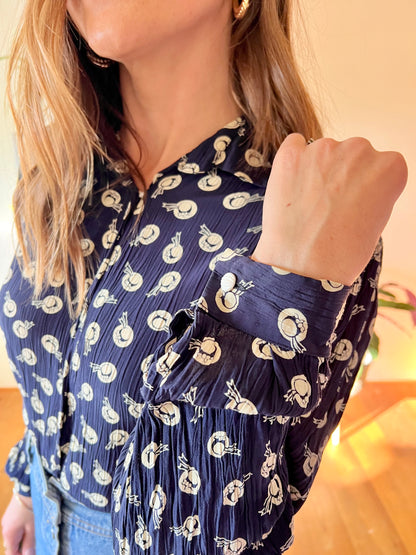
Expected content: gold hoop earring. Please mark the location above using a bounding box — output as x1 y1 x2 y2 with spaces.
86 47 114 69
233 0 250 20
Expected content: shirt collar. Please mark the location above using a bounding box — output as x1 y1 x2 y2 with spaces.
172 116 271 187
102 116 271 192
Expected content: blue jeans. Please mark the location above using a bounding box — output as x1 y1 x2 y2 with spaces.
26 435 113 554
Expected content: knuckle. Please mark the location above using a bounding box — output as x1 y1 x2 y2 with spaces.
287 132 305 141
279 133 303 151
274 140 301 170
314 137 338 156
320 137 338 146
343 136 373 154
384 151 408 190
386 150 407 168
347 136 372 146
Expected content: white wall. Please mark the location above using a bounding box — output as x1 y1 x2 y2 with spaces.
0 0 19 240
0 0 23 386
296 0 416 381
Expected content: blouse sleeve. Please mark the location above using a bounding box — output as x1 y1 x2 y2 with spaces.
5 430 32 497
139 253 354 417
111 245 381 554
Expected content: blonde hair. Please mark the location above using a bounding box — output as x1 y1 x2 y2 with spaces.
8 0 322 315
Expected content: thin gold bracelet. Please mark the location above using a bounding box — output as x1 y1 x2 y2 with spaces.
13 490 33 512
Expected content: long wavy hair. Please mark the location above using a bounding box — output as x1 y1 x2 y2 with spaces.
7 0 323 315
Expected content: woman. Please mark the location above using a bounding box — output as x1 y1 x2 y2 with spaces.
1 0 407 553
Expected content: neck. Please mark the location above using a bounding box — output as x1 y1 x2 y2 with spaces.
118 16 240 187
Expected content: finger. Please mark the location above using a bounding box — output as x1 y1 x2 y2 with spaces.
3 535 22 555
21 527 36 555
20 517 36 555
4 547 22 555
21 545 36 555
2 525 23 554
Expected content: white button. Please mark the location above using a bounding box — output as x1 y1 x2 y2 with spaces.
220 272 237 293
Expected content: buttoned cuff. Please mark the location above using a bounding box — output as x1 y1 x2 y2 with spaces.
202 255 351 358
140 254 352 417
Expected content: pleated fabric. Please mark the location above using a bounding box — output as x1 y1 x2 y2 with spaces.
0 117 381 554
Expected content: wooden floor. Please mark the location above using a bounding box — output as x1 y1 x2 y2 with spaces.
1 383 415 554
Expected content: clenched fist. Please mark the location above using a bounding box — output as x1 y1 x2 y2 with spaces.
252 133 408 285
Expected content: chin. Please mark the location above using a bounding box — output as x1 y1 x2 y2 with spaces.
86 33 118 59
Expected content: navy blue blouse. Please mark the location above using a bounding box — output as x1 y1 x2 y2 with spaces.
1 117 380 554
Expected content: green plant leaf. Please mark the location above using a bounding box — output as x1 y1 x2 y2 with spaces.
368 332 380 359
378 288 396 299
378 299 416 311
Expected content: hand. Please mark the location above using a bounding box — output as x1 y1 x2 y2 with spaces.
1 494 35 555
252 133 407 285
